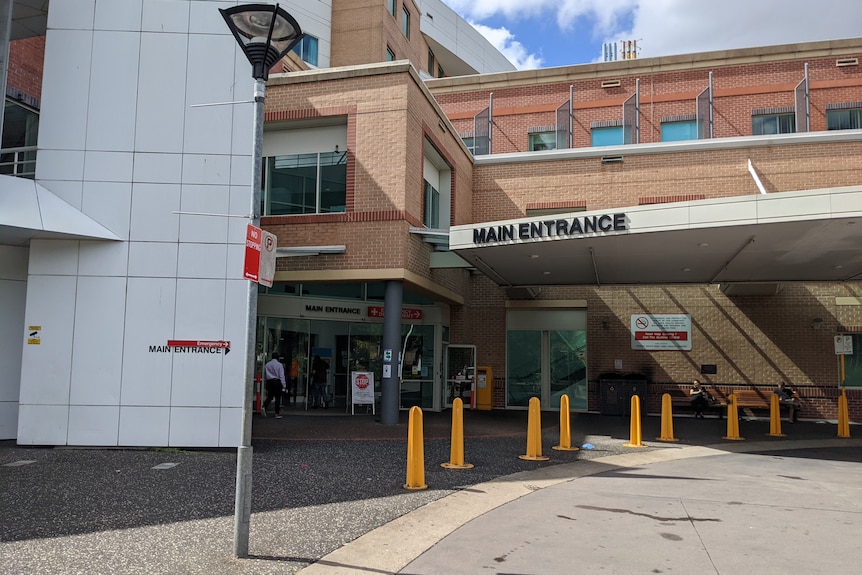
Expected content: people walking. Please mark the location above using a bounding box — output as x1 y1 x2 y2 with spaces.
262 352 286 419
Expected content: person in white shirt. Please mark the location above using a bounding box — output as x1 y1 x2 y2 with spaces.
262 352 286 419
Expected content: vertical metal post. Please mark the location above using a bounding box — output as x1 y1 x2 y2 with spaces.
569 84 574 149
234 77 266 558
635 78 640 144
708 71 714 139
381 280 403 425
804 62 810 132
488 92 493 154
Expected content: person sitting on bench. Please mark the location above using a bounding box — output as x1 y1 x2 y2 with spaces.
690 379 710 419
774 381 800 423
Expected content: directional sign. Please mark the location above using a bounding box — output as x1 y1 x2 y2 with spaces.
166 340 231 354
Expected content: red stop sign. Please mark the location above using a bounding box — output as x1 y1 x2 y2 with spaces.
355 374 370 389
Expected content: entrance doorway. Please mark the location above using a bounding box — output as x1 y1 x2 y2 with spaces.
445 344 476 408
506 309 587 410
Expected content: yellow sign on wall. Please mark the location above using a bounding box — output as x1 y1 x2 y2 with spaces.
27 326 41 345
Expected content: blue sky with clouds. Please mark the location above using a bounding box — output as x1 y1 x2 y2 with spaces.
441 0 862 70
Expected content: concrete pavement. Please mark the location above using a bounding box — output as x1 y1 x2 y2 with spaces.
1 408 860 574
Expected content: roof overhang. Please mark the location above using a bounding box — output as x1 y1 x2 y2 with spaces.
450 186 862 287
0 176 122 246
10 1 48 40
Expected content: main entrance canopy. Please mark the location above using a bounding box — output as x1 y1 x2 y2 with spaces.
449 186 862 289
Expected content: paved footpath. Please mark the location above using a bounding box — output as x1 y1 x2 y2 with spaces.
1 411 860 574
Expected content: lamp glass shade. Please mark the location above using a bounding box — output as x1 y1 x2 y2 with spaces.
220 4 303 79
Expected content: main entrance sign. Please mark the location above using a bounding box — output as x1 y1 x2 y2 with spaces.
472 213 627 244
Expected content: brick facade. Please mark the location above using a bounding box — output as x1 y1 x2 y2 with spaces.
262 40 862 420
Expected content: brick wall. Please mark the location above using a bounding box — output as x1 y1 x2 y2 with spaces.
8 36 45 105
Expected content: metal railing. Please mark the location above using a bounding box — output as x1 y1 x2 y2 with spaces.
0 145 37 178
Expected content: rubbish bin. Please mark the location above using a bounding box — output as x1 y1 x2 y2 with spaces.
599 373 646 415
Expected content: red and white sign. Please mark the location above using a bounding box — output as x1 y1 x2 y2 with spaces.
167 340 231 354
351 371 375 405
243 224 276 287
367 306 423 320
630 314 691 351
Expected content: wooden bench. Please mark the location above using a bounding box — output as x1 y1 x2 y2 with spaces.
731 389 795 419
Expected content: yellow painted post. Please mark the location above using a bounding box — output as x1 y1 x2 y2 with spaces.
768 393 785 437
838 389 851 438
403 406 428 490
723 393 745 440
519 397 549 461
553 394 580 451
441 398 474 469
656 393 679 442
624 394 648 448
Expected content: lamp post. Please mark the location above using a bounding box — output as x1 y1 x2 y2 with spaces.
220 3 303 558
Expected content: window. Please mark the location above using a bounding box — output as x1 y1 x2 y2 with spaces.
386 46 395 61
423 180 440 228
591 126 623 147
437 64 445 78
827 108 862 130
660 120 697 142
460 135 475 154
752 113 795 135
291 35 318 66
428 49 436 77
401 7 410 38
387 0 396 17
1 99 39 178
262 151 347 215
842 333 862 387
528 131 556 151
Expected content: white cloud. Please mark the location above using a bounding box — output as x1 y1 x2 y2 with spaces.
471 23 544 70
443 0 862 67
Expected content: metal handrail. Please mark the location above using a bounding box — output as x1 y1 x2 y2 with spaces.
0 145 37 179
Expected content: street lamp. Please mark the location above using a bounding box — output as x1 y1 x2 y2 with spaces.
220 3 303 559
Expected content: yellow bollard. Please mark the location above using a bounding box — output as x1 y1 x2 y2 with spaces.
442 398 474 469
553 394 580 451
624 394 648 448
767 393 785 437
656 393 679 442
838 389 851 438
403 406 428 490
723 394 745 441
519 396 549 461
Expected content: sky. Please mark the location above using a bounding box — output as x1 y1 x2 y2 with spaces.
440 0 862 70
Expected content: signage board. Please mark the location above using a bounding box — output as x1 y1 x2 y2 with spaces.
243 224 276 287
631 314 692 351
834 335 853 355
351 371 375 414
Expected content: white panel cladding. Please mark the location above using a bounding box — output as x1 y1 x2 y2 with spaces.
0 247 27 439
67 405 120 445
179 184 230 244
78 241 129 277
69 276 127 405
127 242 179 278
36 29 92 153
17 405 70 445
129 183 181 242
121 278 177 407
281 0 332 68
86 31 140 152
119 406 170 446
169 407 220 447
19 0 253 447
81 181 133 239
18 275 77 405
136 32 188 154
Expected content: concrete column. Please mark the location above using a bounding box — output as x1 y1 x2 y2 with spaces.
381 280 403 425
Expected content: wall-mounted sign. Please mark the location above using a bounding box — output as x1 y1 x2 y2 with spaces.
834 335 853 355
149 340 231 354
472 213 627 245
367 306 423 320
631 314 691 351
27 326 41 345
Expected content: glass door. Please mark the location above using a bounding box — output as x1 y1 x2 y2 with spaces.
506 310 587 411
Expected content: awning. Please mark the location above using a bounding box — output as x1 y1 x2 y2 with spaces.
0 176 122 246
449 186 862 288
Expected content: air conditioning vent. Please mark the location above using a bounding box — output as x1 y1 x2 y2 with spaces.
601 79 621 88
836 57 859 67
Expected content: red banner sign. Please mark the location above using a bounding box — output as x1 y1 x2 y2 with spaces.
367 306 423 320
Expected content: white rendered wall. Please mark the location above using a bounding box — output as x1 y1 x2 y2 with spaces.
18 0 256 447
0 246 27 439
